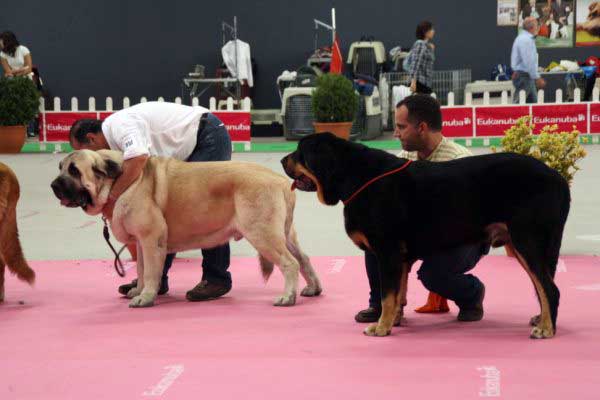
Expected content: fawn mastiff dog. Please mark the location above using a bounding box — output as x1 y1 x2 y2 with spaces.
51 150 321 308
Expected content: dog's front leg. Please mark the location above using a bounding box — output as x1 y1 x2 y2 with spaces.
394 261 413 327
364 250 405 337
129 228 167 308
126 241 144 299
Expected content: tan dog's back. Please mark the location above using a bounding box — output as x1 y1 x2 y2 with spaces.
0 163 35 301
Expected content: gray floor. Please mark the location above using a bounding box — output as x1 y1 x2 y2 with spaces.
2 147 599 261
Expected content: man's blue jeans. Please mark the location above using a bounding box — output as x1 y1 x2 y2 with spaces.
161 113 233 286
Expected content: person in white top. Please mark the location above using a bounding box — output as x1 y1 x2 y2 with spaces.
69 101 233 301
0 31 33 78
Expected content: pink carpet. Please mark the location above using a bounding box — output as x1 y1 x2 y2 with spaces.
1 255 599 399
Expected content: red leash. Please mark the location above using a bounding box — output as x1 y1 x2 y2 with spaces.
342 160 412 205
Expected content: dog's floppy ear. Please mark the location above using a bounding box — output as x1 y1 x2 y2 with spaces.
300 134 342 205
93 151 123 179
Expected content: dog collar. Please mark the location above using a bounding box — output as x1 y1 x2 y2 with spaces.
342 160 412 206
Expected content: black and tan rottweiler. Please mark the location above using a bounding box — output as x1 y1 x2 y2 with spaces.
281 133 570 339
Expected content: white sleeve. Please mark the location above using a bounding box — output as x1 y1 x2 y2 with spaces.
20 46 30 56
112 114 151 160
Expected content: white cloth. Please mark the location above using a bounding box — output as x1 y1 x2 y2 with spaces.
393 85 412 108
101 101 210 161
221 39 253 87
0 45 33 78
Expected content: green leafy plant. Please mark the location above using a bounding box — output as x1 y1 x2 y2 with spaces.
311 73 358 123
0 76 40 126
492 116 587 184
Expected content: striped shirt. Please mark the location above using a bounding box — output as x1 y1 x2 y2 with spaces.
397 137 472 161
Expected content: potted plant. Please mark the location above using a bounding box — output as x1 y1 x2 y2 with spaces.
493 116 587 256
311 73 359 140
0 76 40 153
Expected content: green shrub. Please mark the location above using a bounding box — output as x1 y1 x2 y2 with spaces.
311 73 358 123
0 76 40 126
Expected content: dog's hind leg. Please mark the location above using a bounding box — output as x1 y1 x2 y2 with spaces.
247 231 300 306
508 227 560 339
286 226 322 297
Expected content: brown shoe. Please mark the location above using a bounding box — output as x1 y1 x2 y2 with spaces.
186 280 231 301
457 284 485 322
354 307 381 323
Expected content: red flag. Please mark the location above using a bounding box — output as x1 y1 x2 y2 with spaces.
330 34 343 74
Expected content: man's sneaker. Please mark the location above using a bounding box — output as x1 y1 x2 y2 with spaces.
457 284 485 322
118 278 169 296
186 280 231 301
354 307 382 323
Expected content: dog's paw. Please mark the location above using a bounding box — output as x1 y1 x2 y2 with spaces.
530 325 554 339
364 323 391 337
126 287 143 299
273 293 296 306
529 314 541 326
128 294 155 308
300 285 322 297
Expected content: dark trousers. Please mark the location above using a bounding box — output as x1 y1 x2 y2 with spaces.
415 80 433 94
364 243 489 309
161 113 233 286
512 72 537 104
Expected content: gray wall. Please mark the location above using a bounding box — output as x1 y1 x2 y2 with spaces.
2 0 598 109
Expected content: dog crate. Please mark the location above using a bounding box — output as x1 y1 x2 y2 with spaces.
351 86 383 140
281 87 315 140
347 41 386 79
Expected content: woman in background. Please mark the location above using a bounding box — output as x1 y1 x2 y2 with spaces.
0 31 33 78
408 21 436 94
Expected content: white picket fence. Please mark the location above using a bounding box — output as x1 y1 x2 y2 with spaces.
40 96 252 112
447 87 600 106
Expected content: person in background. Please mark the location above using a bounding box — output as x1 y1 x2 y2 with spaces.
0 31 33 78
1 31 38 137
511 17 546 103
408 21 436 95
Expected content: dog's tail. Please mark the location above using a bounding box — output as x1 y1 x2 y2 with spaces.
259 254 274 282
0 207 35 285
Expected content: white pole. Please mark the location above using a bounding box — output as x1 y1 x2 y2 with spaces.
331 8 336 42
106 97 113 111
54 97 61 111
88 97 96 111
71 97 78 111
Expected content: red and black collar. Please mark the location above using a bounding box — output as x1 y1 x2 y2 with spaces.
342 160 412 205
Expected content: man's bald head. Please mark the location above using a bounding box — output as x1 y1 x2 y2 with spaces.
523 16 539 33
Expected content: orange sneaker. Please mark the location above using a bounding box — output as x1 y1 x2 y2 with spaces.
414 292 450 313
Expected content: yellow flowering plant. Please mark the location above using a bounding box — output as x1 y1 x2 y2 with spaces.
492 116 587 185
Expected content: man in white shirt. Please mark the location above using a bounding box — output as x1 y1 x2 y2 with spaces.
69 101 233 301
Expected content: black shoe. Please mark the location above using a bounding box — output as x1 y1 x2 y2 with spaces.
354 307 381 323
118 278 169 296
457 284 485 322
185 280 231 301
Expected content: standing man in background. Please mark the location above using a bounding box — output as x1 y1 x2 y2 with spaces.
511 16 546 103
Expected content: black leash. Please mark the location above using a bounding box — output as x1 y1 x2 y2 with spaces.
102 216 127 277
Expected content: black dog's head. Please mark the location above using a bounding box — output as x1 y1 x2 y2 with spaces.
281 132 350 206
51 149 122 214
